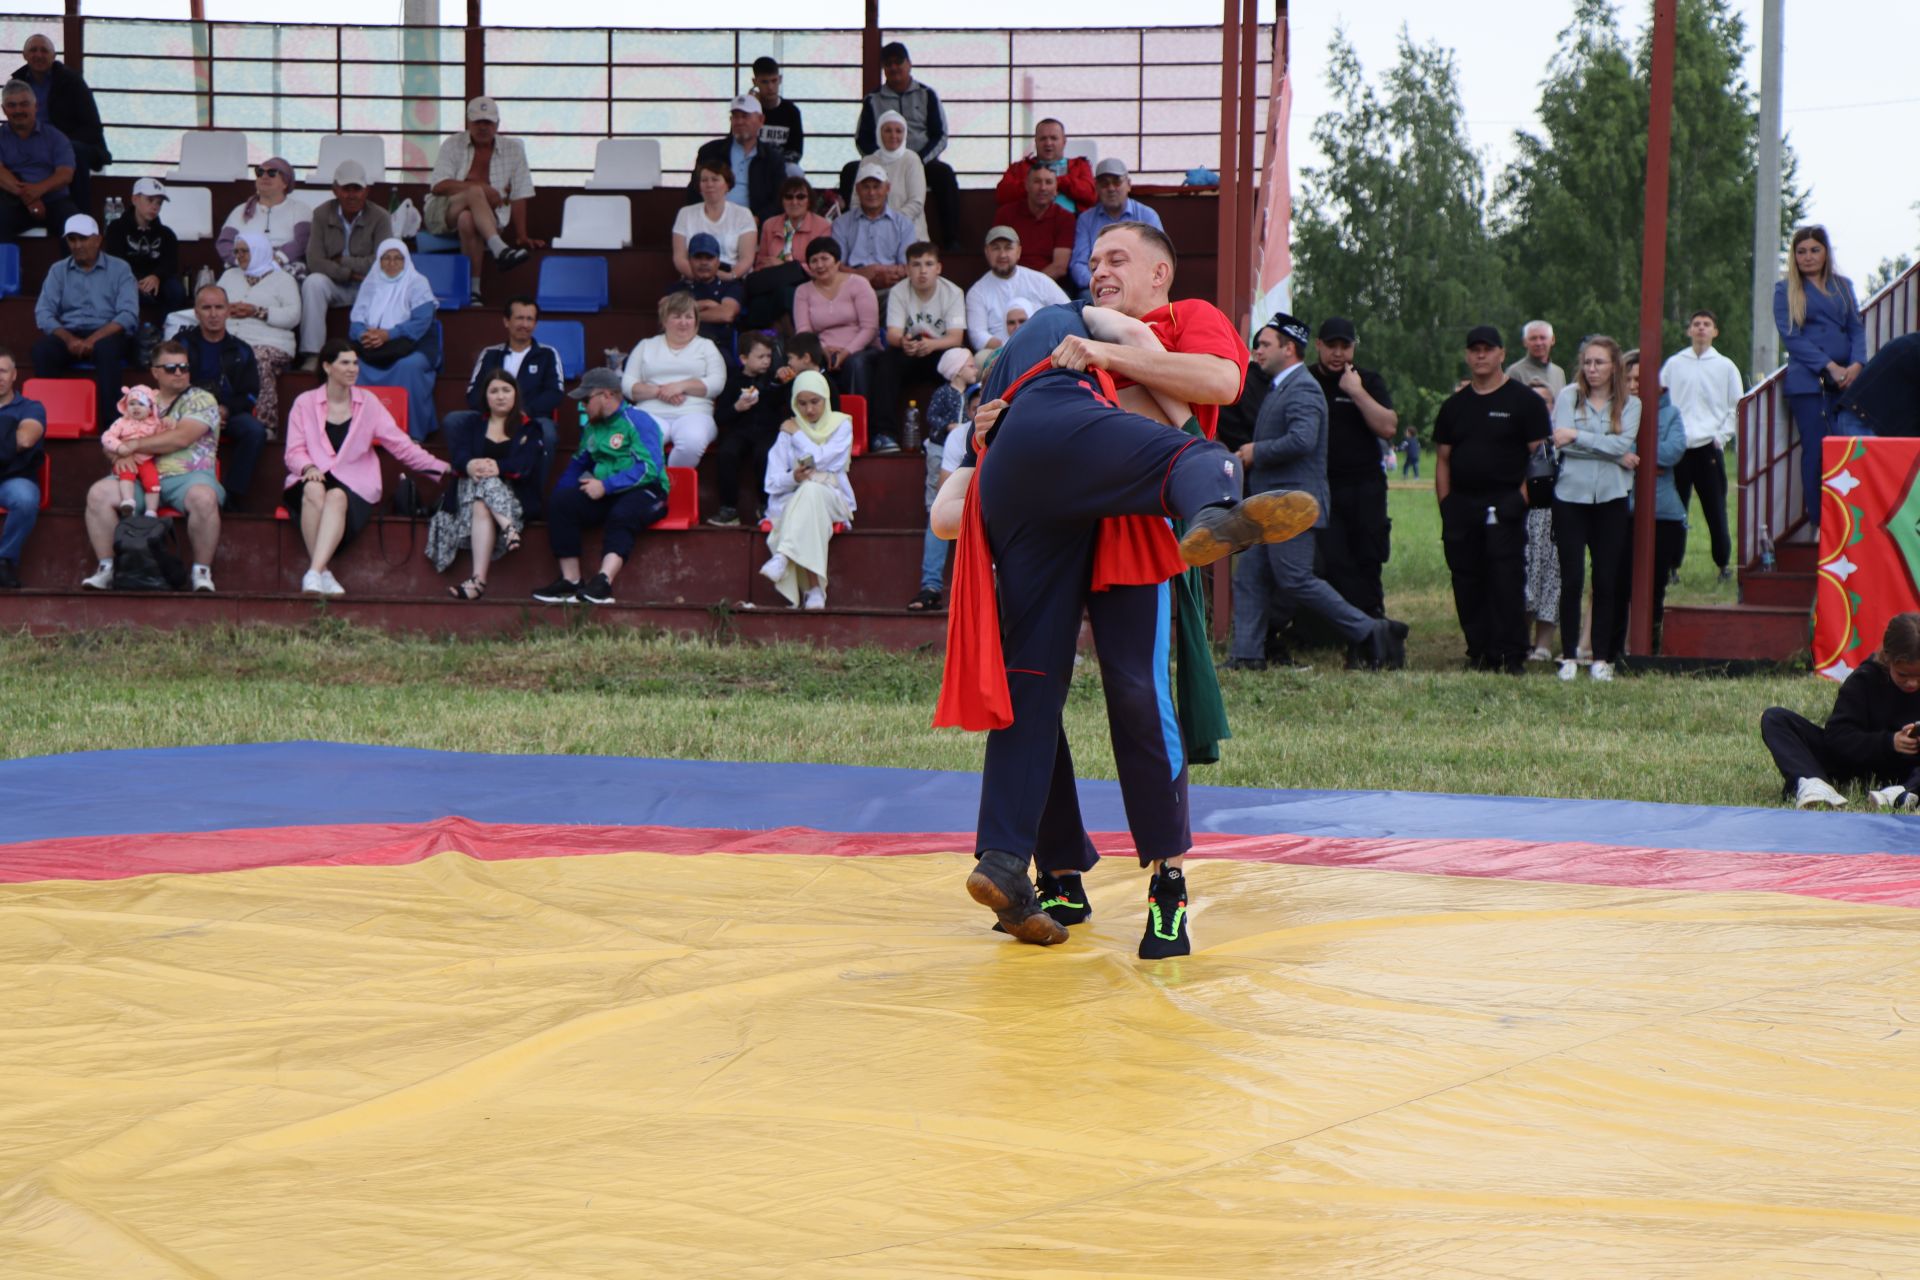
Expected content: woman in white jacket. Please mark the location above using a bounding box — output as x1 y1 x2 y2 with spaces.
622 292 725 469
860 110 928 241
215 231 300 431
759 369 856 610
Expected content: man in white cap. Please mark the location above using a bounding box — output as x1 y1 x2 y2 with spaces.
103 176 182 334
1069 158 1163 295
425 95 539 299
686 94 784 221
963 225 1067 352
31 212 135 429
300 157 393 367
830 163 914 291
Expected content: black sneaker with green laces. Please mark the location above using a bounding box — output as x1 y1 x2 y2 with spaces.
1037 872 1091 927
1137 866 1191 959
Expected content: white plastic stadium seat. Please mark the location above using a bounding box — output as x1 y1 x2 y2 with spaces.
166 131 251 182
166 186 214 241
584 139 662 191
1065 138 1099 164
549 195 632 250
308 134 387 186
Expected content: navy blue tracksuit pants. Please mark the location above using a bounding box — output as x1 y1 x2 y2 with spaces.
974 369 1240 866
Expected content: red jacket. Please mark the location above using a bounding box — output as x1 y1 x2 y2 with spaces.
993 155 1096 211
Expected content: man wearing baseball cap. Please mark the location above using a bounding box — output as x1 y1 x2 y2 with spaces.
531 367 671 607
32 212 136 430
686 93 784 221
0 74 78 243
104 176 183 334
300 158 394 365
1307 314 1400 658
666 231 744 351
1068 157 1163 294
425 94 540 299
849 42 959 250
831 162 915 293
963 225 1067 352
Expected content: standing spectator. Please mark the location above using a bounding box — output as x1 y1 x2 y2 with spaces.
708 329 784 527
425 96 539 299
744 176 829 327
214 233 298 435
849 43 958 250
103 177 181 341
1506 320 1566 397
1432 326 1551 674
791 237 882 439
215 157 311 270
299 159 392 368
446 295 561 495
1660 308 1742 583
14 35 103 217
1550 335 1639 683
964 226 1068 351
1760 613 1920 810
0 77 76 243
1307 315 1398 663
831 163 914 291
32 213 134 431
1068 159 1162 294
667 233 744 353
1643 370 1690 654
1774 225 1867 529
0 348 45 589
688 94 785 221
875 241 966 444
672 159 757 281
750 57 805 174
760 369 856 610
993 118 1096 213
907 346 977 610
1521 377 1560 661
79 341 223 593
431 370 545 600
994 164 1074 281
532 368 672 607
178 284 268 513
622 292 725 470
1216 333 1272 453
859 111 927 240
1400 427 1421 477
349 239 442 442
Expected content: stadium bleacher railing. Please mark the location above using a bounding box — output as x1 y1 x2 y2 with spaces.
0 15 1270 191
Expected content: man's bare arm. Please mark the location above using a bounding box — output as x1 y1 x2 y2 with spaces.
931 465 971 539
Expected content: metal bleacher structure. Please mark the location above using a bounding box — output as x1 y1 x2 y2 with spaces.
0 12 1274 647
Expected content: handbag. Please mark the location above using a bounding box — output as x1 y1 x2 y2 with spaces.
1524 441 1558 508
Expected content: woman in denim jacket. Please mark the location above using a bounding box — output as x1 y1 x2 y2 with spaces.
1550 335 1639 682
1773 225 1867 527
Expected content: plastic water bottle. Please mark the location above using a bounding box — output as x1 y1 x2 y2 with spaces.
194 264 215 292
1485 504 1498 527
104 194 122 225
902 400 923 452
1758 524 1775 572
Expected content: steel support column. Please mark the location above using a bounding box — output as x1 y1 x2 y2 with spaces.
1631 0 1679 656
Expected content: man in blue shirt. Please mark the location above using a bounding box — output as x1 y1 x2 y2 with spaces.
831 164 914 292
32 212 137 431
0 347 47 589
1068 159 1164 296
0 76 77 243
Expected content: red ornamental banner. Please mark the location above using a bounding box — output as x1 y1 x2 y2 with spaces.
1813 436 1920 681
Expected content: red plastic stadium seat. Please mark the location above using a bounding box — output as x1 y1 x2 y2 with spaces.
841 393 868 457
0 454 50 511
24 378 96 438
365 384 408 437
650 466 698 529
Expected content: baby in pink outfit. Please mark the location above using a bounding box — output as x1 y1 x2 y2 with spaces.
102 386 165 516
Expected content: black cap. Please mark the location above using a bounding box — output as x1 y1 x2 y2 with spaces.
1267 312 1311 352
1317 316 1356 343
880 41 911 63
1465 324 1504 349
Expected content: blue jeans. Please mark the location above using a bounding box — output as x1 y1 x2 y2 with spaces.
919 526 949 592
0 474 38 563
1786 390 1869 527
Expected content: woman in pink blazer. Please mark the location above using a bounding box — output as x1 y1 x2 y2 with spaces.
283 338 450 597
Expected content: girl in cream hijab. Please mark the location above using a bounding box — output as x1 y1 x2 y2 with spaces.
759 369 857 609
860 109 927 240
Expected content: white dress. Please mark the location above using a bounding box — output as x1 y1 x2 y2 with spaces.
763 419 856 606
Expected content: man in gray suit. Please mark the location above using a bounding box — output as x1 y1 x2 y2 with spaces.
1228 313 1408 671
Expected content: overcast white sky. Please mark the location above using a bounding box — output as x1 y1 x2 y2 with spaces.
61 0 1920 270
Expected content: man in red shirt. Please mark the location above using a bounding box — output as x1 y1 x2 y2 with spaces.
994 164 1074 282
992 118 1096 213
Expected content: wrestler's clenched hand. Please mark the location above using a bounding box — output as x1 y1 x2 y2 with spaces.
972 399 1006 451
1050 335 1113 372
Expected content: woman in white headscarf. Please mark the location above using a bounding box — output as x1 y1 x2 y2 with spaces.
349 238 443 442
859 109 927 240
759 369 856 610
215 231 300 430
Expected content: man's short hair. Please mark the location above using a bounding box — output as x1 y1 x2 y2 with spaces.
1522 319 1553 340
1094 220 1177 277
752 56 780 76
1 79 34 102
739 329 776 358
154 339 190 363
1689 308 1719 326
505 295 538 318
194 283 227 305
905 241 939 262
786 331 826 366
1027 160 1053 176
1036 117 1065 135
695 158 735 188
0 345 16 365
880 41 910 64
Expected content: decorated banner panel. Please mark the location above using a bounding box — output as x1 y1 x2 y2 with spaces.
1814 437 1920 681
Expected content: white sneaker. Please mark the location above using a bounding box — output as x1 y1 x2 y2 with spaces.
759 553 789 583
1557 660 1578 682
318 570 345 597
81 559 114 590
1590 661 1615 682
803 586 826 610
1868 784 1919 812
1794 777 1847 810
301 569 325 596
190 565 215 593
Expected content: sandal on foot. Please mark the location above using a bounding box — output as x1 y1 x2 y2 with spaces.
449 577 486 600
501 527 522 554
906 588 942 611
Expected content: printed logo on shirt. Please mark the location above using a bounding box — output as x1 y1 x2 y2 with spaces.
1487 412 1511 419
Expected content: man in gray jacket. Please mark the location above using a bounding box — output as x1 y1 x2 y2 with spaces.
299 159 392 367
1228 313 1408 671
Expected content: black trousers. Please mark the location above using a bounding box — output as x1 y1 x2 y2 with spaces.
742 260 806 329
1671 442 1731 570
1760 706 1919 798
30 330 130 434
974 369 1241 864
545 482 667 561
840 159 960 247
1320 470 1390 618
711 421 779 514
0 190 79 244
1439 489 1529 670
1553 497 1630 663
1610 517 1688 657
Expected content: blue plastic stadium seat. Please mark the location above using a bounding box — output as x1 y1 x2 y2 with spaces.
415 231 461 254
0 243 17 298
535 319 587 381
414 254 471 310
536 256 609 313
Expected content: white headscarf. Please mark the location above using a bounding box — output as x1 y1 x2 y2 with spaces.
351 238 436 331
876 110 909 161
235 231 280 282
1006 296 1038 326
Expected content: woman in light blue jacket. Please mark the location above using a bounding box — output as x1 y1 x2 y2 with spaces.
1772 225 1867 526
1551 335 1640 682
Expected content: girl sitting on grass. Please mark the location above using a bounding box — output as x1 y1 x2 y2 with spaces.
1761 612 1920 809
760 370 855 610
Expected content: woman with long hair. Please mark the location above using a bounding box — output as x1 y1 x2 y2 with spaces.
428 370 546 599
1549 335 1639 682
1773 225 1868 526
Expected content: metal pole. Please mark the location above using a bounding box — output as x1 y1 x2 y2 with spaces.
1236 0 1258 331
862 0 881 96
1631 0 1679 657
63 0 81 75
1214 0 1241 322
1750 0 1784 381
464 0 483 103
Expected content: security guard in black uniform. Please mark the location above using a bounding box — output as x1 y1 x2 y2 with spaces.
1307 316 1399 664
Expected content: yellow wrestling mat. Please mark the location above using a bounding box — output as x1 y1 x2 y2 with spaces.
6 849 1920 1277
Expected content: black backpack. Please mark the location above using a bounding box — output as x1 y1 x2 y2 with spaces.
111 513 188 591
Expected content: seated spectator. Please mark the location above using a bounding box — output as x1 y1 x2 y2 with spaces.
751 57 805 175
760 369 856 610
832 163 914 292
532 368 672 607
300 159 392 368
80 341 223 592
215 232 298 434
1069 159 1164 294
792 237 883 442
103 386 165 517
668 233 744 354
0 77 76 243
977 298 1035 380
688 94 785 221
425 96 540 299
431 370 545 600
848 44 959 250
860 111 927 240
0 348 46 589
15 35 104 217
349 239 442 442
993 118 1095 213
995 164 1074 281
1762 612 1920 810
708 329 785 526
964 226 1069 351
779 331 829 400
283 338 449 598
673 159 757 281
446 295 561 493
744 176 830 328
908 346 978 611
104 178 182 339
875 240 965 448
621 292 725 470
178 285 268 513
216 157 311 271
32 213 134 431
